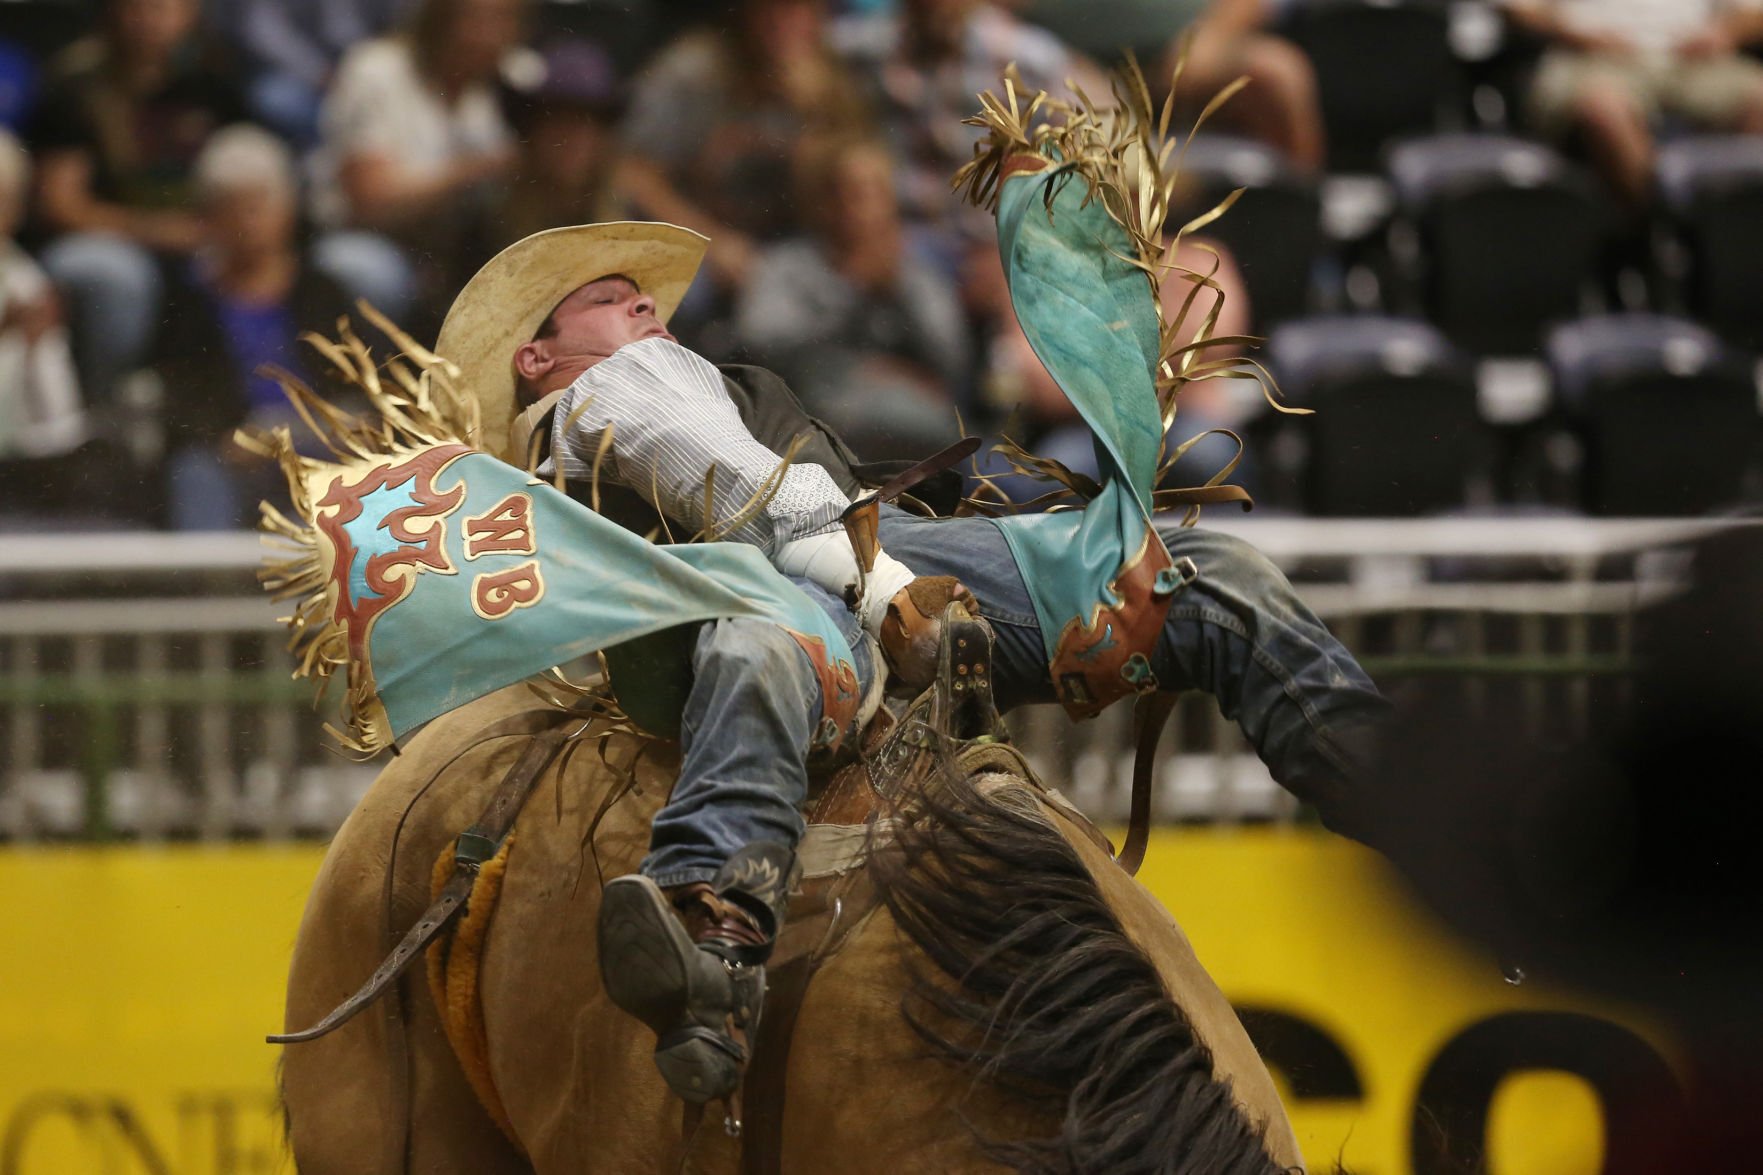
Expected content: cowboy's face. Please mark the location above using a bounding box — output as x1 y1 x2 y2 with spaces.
551 275 671 353
512 274 674 401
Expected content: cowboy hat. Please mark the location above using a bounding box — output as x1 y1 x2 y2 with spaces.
434 221 709 462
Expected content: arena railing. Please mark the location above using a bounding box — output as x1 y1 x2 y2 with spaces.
0 518 1745 842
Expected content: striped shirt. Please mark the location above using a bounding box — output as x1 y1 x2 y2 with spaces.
545 336 850 554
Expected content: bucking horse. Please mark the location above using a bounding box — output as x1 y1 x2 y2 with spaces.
263 59 1308 1174
278 668 1304 1173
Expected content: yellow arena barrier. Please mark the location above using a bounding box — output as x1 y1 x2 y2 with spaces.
0 832 1672 1174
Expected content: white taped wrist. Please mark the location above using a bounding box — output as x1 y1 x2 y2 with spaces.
772 531 920 637
859 551 917 636
773 530 862 597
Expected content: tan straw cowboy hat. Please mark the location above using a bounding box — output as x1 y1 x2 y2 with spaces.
434 221 709 462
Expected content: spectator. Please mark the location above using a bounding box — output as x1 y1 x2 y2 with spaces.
153 125 353 530
832 0 1108 241
26 0 246 404
614 0 873 300
1164 0 1325 173
475 37 627 263
1008 0 1207 62
0 128 88 521
734 135 968 459
309 0 530 329
1503 1 1763 209
212 0 415 148
1009 0 1325 171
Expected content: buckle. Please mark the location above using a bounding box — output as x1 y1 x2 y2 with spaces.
454 829 498 869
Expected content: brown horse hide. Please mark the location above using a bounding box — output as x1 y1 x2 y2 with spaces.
278 685 1303 1173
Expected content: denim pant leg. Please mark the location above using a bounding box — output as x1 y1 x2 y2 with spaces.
165 445 247 531
247 72 324 149
1149 525 1389 804
311 230 417 324
39 232 161 403
876 507 1386 801
641 579 872 888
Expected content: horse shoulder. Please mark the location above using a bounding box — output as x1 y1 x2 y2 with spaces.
777 902 1024 1171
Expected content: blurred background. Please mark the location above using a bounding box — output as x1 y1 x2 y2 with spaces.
2 0 1761 1171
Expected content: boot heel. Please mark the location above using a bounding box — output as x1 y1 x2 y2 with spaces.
654 1025 747 1104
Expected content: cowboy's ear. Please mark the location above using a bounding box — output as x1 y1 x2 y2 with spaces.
513 340 554 381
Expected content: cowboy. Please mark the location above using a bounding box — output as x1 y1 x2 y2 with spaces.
440 220 1386 821
435 221 971 1105
434 217 1389 1101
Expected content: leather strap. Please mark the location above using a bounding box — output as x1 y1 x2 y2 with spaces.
270 722 573 1044
364 705 564 1173
863 436 981 505
739 953 814 1175
740 872 881 1174
1117 691 1179 876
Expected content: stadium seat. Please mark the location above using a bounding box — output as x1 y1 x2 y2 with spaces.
1279 0 1465 173
1386 133 1604 355
1265 314 1481 515
1655 136 1763 351
1546 314 1760 516
1178 134 1322 332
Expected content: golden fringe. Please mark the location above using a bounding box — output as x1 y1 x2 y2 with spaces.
242 302 802 752
952 49 1311 520
426 834 526 1156
239 304 649 754
238 303 488 755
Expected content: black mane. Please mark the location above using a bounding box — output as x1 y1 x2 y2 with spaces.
873 765 1294 1175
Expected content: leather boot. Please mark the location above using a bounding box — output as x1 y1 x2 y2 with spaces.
597 842 797 1103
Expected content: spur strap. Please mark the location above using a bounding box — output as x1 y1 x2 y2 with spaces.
269 724 572 1045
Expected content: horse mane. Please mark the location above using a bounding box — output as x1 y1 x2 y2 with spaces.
872 762 1294 1175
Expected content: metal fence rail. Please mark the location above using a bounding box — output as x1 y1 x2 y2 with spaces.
0 518 1745 842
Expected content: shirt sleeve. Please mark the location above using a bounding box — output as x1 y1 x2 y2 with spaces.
732 241 838 358
548 337 851 554
319 41 407 159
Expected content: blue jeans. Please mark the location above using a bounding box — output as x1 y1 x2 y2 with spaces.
876 506 1387 806
311 230 417 325
166 445 247 531
39 232 162 403
642 512 1383 885
643 578 875 887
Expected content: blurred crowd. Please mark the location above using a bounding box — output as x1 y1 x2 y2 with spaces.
2 0 1761 530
